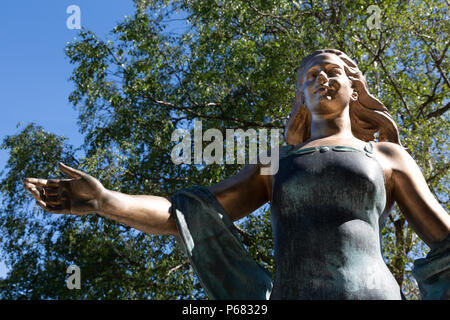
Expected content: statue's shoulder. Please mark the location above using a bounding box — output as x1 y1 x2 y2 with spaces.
373 141 408 157
373 141 415 172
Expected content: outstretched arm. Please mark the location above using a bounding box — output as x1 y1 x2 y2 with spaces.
24 159 272 236
379 143 450 247
24 163 177 236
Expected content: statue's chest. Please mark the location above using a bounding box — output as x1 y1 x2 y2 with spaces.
271 146 386 226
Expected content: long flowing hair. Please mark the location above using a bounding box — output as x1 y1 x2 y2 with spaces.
284 49 401 146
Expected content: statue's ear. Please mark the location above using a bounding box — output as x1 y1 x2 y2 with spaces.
351 90 358 102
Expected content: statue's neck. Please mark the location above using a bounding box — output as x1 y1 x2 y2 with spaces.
309 108 353 141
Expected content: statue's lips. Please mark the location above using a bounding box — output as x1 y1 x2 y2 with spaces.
314 85 336 96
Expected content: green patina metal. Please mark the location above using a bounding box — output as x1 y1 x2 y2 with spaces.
171 186 273 300
171 142 450 300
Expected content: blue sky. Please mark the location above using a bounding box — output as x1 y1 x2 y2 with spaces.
0 0 139 278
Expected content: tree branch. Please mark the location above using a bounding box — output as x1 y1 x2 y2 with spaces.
426 162 450 184
353 37 414 119
147 96 279 129
167 261 189 276
234 224 273 265
425 101 450 119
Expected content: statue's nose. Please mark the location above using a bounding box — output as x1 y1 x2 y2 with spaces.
317 71 328 84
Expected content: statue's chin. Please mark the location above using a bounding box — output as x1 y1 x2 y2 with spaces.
308 97 347 117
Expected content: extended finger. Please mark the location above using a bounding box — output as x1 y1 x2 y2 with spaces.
24 178 52 187
59 163 84 179
25 184 67 213
24 183 43 201
25 178 61 188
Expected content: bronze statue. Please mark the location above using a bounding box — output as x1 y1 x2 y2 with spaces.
24 49 450 299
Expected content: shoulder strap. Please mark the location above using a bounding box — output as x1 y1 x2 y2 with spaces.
279 145 294 160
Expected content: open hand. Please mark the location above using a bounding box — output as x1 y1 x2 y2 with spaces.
24 163 106 215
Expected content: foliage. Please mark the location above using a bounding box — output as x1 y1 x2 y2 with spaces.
0 0 448 299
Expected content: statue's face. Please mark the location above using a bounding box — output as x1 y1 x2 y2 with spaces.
301 53 356 119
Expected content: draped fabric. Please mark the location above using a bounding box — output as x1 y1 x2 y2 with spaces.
170 186 273 300
412 234 450 300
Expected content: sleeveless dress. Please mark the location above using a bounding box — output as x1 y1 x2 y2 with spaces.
270 142 400 299
170 142 450 300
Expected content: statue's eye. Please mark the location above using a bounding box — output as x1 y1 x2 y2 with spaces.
307 71 317 80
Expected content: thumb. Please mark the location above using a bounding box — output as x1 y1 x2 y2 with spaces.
59 162 84 179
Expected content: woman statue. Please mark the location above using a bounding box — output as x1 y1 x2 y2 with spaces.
24 49 449 300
